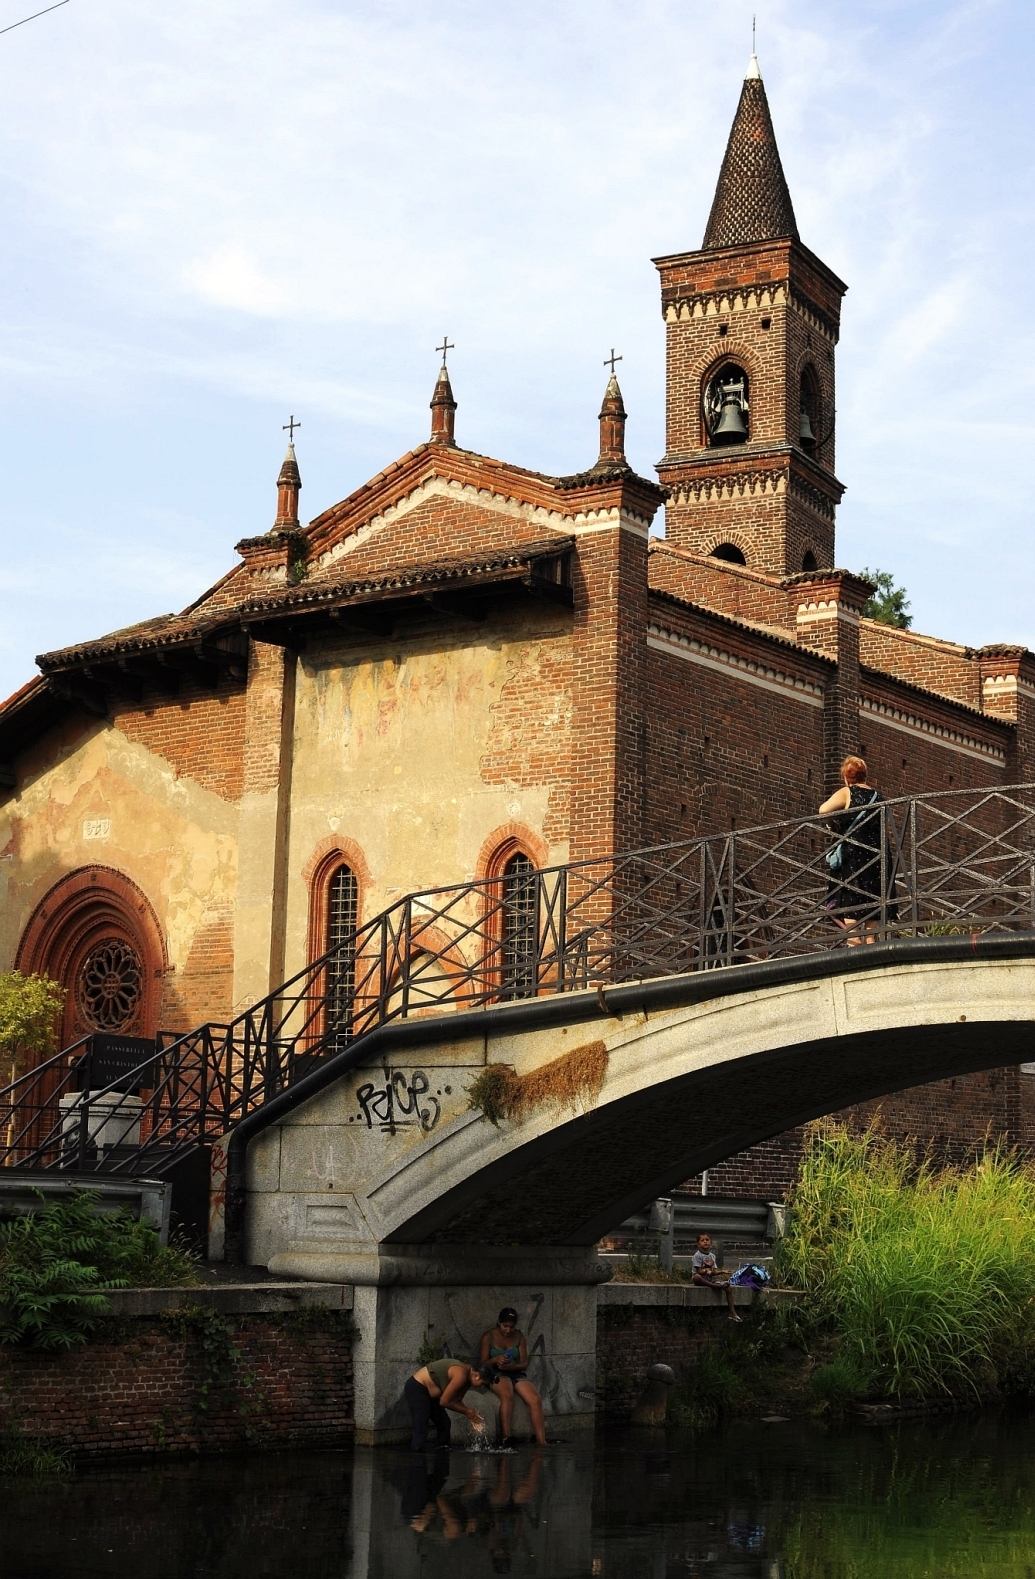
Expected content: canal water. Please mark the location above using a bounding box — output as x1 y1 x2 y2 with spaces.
3 1408 1035 1577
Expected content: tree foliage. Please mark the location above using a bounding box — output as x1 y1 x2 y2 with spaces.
0 971 65 1082
861 567 912 629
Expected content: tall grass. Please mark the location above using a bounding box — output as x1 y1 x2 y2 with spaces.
777 1124 1035 1400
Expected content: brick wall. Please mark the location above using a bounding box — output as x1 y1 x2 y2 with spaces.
569 513 651 862
597 1303 729 1416
112 675 247 803
0 1313 354 1458
161 907 237 1031
649 541 797 631
115 671 246 1029
857 668 1010 797
860 622 982 711
645 597 828 838
480 613 573 848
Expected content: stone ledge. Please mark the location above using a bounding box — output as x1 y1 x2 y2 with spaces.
598 1283 802 1309
104 1282 354 1317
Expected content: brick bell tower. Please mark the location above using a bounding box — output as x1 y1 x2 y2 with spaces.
654 54 846 576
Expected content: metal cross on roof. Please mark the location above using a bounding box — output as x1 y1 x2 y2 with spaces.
436 336 454 366
283 415 301 441
604 349 623 374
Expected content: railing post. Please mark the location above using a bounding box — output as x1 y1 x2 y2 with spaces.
726 835 736 968
879 802 888 938
910 796 920 936
401 898 413 1019
76 1100 89 1170
555 867 569 990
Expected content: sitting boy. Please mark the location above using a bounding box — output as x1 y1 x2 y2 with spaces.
691 1231 741 1322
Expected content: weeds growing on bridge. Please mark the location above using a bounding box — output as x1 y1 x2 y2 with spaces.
467 1041 608 1127
778 1124 1035 1404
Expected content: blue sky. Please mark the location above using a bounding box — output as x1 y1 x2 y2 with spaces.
0 0 1031 699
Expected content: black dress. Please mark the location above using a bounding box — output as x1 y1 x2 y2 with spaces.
826 785 890 923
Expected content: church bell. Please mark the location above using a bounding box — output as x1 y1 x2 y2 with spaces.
799 408 816 444
712 397 749 444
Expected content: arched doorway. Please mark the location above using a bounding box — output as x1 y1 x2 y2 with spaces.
16 867 166 1053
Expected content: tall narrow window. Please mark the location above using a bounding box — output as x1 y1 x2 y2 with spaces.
326 864 358 1051
501 851 538 1000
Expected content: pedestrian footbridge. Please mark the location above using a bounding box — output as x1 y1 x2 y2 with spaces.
247 935 1035 1268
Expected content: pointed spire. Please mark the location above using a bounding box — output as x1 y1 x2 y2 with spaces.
596 372 627 466
702 57 798 250
429 362 457 446
274 441 301 528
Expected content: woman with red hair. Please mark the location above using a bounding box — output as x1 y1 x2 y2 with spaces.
819 756 891 944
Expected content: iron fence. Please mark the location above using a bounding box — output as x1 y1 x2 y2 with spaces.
4 783 1035 1177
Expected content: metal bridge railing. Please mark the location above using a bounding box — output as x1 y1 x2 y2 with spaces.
4 783 1035 1176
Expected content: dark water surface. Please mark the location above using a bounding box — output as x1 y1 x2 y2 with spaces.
3 1409 1035 1578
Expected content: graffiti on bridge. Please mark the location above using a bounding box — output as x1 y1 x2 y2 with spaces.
352 1068 447 1135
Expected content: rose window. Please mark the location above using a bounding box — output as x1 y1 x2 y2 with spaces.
78 938 143 1031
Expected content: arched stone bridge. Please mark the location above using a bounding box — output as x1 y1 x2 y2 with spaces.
242 934 1035 1274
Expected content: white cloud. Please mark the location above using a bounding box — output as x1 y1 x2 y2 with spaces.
185 245 287 316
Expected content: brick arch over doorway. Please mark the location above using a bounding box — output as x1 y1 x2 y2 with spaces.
16 867 167 1051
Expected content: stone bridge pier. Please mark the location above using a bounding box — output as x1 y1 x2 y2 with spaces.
279 1243 607 1445
214 937 1035 1442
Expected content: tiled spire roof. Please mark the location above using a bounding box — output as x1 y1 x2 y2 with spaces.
702 56 798 250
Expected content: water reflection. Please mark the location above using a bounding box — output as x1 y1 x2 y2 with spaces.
3 1409 1035 1578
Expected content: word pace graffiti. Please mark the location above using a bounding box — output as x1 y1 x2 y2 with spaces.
352 1069 448 1135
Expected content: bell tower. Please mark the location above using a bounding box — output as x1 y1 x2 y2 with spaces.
654 55 846 576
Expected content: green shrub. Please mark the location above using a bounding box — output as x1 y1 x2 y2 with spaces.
0 1425 71 1478
810 1352 875 1415
0 1191 198 1351
669 1347 749 1428
777 1124 1035 1400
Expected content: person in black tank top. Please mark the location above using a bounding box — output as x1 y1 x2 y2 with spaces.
819 754 895 944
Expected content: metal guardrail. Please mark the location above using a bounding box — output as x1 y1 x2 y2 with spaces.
0 1169 171 1240
617 1197 782 1244
4 782 1035 1177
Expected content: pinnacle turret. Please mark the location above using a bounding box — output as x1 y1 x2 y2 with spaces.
429 362 457 447
274 441 301 528
596 372 627 466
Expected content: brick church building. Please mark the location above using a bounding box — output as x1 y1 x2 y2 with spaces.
2 55 1033 1198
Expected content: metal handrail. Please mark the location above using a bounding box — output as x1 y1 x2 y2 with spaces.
4 782 1035 1175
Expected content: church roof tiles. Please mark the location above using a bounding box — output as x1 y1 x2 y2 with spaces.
702 62 798 250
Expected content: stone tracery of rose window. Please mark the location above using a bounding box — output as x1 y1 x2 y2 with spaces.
77 937 143 1032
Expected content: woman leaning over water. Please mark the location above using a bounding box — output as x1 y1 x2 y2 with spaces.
819 755 894 945
479 1308 548 1446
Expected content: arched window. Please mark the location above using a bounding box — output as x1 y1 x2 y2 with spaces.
711 543 747 566
802 549 818 572
799 366 820 453
704 363 749 447
500 851 538 1000
325 864 358 1051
